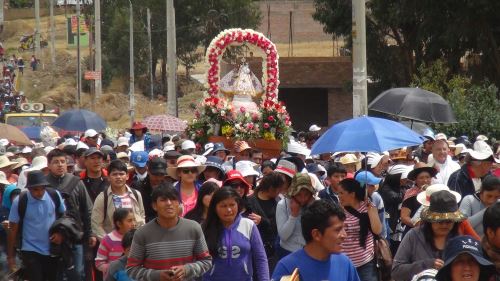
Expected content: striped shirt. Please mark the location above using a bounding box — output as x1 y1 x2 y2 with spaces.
341 202 375 268
126 217 212 281
95 230 124 274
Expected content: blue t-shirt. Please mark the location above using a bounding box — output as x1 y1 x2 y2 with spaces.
271 249 360 281
9 190 66 255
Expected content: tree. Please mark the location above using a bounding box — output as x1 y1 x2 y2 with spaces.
412 60 500 139
95 0 260 95
312 0 500 92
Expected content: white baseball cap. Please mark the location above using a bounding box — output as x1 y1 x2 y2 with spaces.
476 135 489 142
84 129 99 138
117 137 129 147
309 124 321 132
367 152 383 168
181 140 196 150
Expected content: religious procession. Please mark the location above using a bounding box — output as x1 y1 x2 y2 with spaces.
0 1 499 281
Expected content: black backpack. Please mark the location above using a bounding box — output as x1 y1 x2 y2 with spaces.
17 188 64 249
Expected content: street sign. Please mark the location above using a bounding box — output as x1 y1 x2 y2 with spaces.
84 71 101 80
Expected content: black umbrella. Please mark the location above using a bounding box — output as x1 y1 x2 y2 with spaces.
368 88 457 123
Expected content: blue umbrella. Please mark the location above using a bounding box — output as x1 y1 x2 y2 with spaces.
20 126 42 141
311 116 424 154
52 109 107 132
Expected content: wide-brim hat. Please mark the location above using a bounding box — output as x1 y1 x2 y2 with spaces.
0 155 18 169
469 141 500 163
417 184 461 206
167 155 205 180
212 142 230 155
435 236 496 281
407 166 438 181
235 160 260 177
275 159 298 178
25 170 51 189
204 156 225 173
421 190 465 223
339 153 360 165
129 121 148 132
12 157 29 170
26 156 48 172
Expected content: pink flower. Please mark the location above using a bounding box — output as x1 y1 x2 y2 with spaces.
240 107 246 113
268 116 275 122
247 123 254 130
263 123 270 129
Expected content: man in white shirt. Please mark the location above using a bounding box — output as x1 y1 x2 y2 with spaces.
430 140 460 185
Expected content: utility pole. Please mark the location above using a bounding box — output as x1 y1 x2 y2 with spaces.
129 0 135 122
76 0 81 108
147 8 154 101
49 0 56 68
34 0 41 58
0 0 4 34
166 0 177 116
352 0 368 117
94 0 102 98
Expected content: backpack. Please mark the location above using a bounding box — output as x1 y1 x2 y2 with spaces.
102 187 139 224
17 188 64 249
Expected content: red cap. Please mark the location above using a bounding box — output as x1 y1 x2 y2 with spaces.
224 170 251 194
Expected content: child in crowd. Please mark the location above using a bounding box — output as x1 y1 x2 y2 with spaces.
96 208 135 277
105 229 136 281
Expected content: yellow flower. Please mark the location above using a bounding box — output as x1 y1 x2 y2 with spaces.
263 131 276 140
222 125 234 137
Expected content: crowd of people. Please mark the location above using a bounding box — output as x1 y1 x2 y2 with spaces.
0 53 29 118
0 121 498 281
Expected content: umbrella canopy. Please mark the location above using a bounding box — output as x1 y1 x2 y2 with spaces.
142 114 187 133
0 123 32 145
52 109 107 132
399 120 435 136
368 88 457 123
311 116 424 154
20 126 42 142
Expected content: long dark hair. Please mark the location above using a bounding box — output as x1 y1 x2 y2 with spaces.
202 187 242 257
185 181 219 223
422 221 459 252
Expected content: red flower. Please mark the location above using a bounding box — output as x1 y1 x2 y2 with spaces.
263 123 270 129
268 116 275 122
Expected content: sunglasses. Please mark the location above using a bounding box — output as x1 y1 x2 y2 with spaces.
181 168 198 174
229 182 246 189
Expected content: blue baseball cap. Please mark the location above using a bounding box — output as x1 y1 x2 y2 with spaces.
130 151 148 168
435 236 495 281
355 171 382 186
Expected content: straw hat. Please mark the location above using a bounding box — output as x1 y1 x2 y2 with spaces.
0 155 17 169
339 154 359 165
416 184 461 207
167 155 205 180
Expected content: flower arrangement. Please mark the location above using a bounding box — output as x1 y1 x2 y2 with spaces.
186 28 291 145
